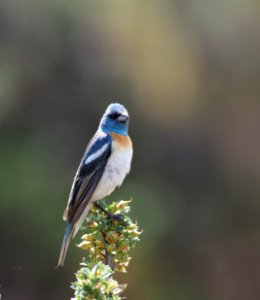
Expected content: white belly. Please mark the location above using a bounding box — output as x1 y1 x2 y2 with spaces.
92 145 133 200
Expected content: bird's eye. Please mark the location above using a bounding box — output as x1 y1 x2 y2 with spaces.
109 112 120 120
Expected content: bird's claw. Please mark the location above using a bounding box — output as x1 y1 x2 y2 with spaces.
107 212 124 223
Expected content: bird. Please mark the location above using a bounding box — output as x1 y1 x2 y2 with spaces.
58 103 133 266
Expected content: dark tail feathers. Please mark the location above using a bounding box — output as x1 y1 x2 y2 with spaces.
58 223 73 266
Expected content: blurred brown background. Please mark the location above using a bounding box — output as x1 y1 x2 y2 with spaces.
0 1 260 299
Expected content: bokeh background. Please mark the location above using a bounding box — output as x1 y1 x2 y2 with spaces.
0 0 260 299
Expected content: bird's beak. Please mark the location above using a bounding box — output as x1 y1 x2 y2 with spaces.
118 114 129 123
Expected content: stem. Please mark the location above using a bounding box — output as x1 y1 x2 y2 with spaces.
101 231 111 267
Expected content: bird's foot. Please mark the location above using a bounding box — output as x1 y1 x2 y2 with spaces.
95 202 125 224
106 212 124 223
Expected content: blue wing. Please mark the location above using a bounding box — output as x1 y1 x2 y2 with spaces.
65 133 112 224
58 132 112 266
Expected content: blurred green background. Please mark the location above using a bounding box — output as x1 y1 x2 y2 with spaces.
0 0 260 299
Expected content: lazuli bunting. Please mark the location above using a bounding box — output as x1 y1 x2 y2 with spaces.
58 103 133 266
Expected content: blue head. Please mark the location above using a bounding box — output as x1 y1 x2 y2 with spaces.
99 103 130 135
